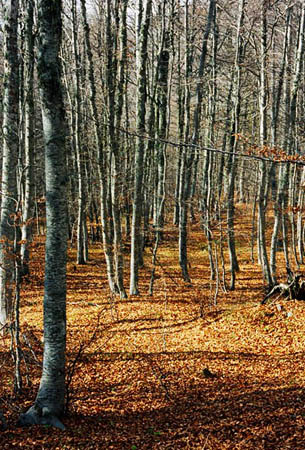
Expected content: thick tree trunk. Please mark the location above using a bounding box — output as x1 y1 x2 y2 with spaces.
18 0 68 429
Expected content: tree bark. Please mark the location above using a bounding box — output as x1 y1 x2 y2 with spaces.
226 0 244 290
18 0 68 429
0 0 19 329
80 0 118 295
20 0 35 278
257 0 272 287
71 0 87 265
107 0 127 298
179 0 215 283
130 0 153 295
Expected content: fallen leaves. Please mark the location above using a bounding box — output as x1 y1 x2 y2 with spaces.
0 210 305 448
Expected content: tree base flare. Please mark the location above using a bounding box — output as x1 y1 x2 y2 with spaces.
17 406 65 430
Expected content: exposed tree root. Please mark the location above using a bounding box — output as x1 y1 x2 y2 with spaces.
261 268 305 304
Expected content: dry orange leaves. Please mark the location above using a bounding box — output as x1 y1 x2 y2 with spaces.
1 205 305 449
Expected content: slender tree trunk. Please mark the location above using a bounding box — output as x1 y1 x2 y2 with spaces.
107 0 127 298
178 0 193 283
155 26 170 237
130 0 153 295
270 1 304 282
80 0 118 294
0 0 19 329
226 0 244 290
20 0 35 278
179 0 215 282
72 0 87 265
173 29 184 226
257 0 272 287
269 5 292 283
202 4 217 280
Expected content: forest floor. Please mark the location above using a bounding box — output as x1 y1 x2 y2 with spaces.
1 203 305 449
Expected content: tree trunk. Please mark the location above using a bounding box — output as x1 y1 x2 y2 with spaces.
107 0 127 298
154 24 170 237
226 0 245 290
72 0 87 265
80 0 118 294
18 0 68 429
20 0 35 278
179 0 215 283
257 0 272 287
269 5 292 283
130 0 153 295
0 0 19 329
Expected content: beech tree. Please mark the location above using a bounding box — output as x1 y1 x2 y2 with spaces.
0 0 303 360
0 0 19 329
18 0 68 429
130 0 153 295
20 0 35 277
257 0 272 287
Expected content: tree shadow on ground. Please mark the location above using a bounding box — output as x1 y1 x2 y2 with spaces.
62 349 305 449
66 381 305 449
1 349 305 449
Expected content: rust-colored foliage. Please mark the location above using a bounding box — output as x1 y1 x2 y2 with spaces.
1 206 305 449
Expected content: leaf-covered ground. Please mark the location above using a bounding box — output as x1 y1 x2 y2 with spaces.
1 205 305 449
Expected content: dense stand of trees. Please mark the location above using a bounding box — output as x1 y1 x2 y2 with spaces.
0 0 304 428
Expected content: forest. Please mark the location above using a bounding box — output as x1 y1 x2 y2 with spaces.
0 0 305 448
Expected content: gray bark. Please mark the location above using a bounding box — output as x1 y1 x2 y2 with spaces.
173 29 184 226
107 0 127 298
202 5 217 281
226 0 244 290
178 0 193 283
269 5 292 282
270 1 304 283
0 0 19 329
179 0 215 283
20 0 35 277
257 0 272 287
154 26 170 235
80 0 118 294
130 0 153 295
71 0 87 265
18 0 68 429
